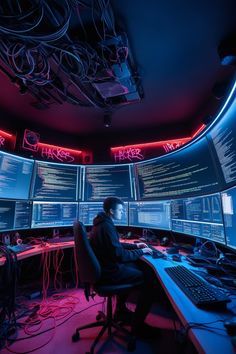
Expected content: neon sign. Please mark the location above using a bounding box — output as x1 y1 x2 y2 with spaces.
0 129 15 151
0 136 5 147
38 143 82 163
113 147 144 162
111 124 206 162
40 146 75 163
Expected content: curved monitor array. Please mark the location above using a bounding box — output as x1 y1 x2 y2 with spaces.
0 87 236 251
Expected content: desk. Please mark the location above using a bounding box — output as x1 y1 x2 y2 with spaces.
0 241 75 266
142 253 236 354
1 241 235 353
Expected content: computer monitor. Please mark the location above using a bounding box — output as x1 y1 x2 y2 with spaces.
83 164 134 201
0 151 34 199
31 201 78 228
31 161 80 201
134 137 220 200
129 201 171 230
171 193 225 245
0 200 32 231
78 202 128 226
221 186 236 250
207 92 236 189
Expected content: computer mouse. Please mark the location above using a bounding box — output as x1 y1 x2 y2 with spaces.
172 254 181 262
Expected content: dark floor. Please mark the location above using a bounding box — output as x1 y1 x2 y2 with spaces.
1 288 197 354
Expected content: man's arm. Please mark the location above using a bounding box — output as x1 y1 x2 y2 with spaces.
105 224 152 262
121 242 148 250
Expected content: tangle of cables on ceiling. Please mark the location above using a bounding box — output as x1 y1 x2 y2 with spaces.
0 0 142 112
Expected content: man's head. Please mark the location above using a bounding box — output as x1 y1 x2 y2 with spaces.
103 197 124 221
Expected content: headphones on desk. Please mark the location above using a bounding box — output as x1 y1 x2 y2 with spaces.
198 241 220 258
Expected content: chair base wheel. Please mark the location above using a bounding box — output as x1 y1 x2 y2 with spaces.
72 331 80 342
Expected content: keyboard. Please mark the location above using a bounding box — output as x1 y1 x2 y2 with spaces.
147 244 166 258
7 244 35 254
47 236 74 243
165 265 230 308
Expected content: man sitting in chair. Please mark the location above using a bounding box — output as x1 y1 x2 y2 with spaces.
89 196 161 337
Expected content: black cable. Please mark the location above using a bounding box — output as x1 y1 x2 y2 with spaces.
0 246 18 349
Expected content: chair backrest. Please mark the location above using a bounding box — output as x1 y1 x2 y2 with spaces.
73 221 101 285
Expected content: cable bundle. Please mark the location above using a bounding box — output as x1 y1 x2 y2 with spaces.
0 246 18 349
0 0 71 42
0 1 140 111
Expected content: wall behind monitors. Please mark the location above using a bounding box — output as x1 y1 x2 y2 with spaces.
129 201 171 230
83 164 134 201
171 193 225 244
31 202 78 228
134 138 220 200
31 161 80 201
207 93 236 189
0 200 32 231
221 186 236 250
0 151 34 199
79 202 128 226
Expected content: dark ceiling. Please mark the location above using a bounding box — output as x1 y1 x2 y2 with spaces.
0 0 236 147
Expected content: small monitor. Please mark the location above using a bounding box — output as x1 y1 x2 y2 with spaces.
31 201 78 228
171 193 225 245
129 201 171 230
78 202 128 226
84 164 134 201
31 161 79 201
221 186 236 250
0 200 32 231
0 151 34 200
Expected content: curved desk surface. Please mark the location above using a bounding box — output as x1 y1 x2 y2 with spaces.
1 241 235 353
142 253 236 354
0 241 75 266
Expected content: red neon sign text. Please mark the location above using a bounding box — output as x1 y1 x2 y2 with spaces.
0 136 5 147
163 141 187 153
114 147 144 162
40 147 75 163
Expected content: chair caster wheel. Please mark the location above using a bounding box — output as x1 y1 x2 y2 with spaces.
96 310 103 321
127 338 136 352
72 331 80 342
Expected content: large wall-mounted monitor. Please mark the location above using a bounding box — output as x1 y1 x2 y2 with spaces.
0 151 34 199
221 186 236 250
134 138 220 200
171 193 225 244
129 201 171 230
0 200 32 232
79 202 128 226
83 164 134 201
31 161 80 201
207 93 236 189
31 201 78 228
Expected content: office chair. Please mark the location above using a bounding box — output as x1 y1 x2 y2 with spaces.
72 221 142 354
